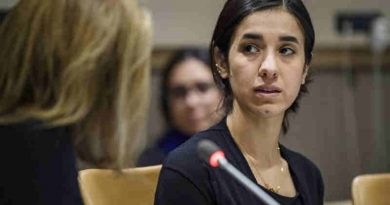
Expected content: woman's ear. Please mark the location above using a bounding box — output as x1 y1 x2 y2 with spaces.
302 65 309 84
214 47 229 79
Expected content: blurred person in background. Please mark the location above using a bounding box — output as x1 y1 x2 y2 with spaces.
0 0 152 204
138 48 223 166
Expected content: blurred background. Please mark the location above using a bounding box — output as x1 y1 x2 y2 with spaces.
1 0 389 202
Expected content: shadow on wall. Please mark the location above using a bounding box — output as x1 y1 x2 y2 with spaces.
0 10 9 23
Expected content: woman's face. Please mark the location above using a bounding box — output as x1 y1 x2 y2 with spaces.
219 8 307 119
168 58 222 135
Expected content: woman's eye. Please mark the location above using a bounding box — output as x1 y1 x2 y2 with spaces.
243 44 259 53
280 47 295 55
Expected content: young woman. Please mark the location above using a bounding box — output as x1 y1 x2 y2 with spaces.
155 0 323 204
0 0 152 204
138 48 223 166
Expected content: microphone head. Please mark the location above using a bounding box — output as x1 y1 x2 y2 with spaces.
197 139 225 167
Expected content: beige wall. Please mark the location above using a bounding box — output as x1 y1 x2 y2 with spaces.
0 0 17 8
140 0 225 47
141 0 390 47
305 0 390 46
3 0 390 47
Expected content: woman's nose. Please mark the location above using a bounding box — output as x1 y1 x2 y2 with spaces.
183 91 202 107
258 52 278 80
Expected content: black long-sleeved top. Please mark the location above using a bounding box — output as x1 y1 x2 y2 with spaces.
0 120 83 205
155 118 324 205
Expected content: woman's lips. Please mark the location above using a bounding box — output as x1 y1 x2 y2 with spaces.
254 85 282 96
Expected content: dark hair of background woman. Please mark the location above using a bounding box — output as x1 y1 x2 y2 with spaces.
209 0 315 134
160 48 211 127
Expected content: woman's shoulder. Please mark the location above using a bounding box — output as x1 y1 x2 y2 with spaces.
0 119 67 136
164 130 214 166
164 120 228 163
281 146 325 202
0 119 72 158
0 120 71 149
0 119 42 130
281 145 322 176
162 125 227 174
156 129 223 204
0 120 83 205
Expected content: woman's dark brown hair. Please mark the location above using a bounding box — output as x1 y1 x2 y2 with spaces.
209 0 314 134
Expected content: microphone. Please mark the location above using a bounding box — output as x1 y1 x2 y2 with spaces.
197 139 280 205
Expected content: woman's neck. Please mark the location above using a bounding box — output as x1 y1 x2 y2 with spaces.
226 106 284 168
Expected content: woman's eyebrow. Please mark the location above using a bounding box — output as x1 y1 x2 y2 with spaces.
242 33 299 45
279 35 299 44
242 33 263 41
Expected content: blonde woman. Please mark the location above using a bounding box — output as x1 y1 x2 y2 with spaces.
0 0 152 204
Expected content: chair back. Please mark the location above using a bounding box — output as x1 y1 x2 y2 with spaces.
352 173 390 205
79 165 162 205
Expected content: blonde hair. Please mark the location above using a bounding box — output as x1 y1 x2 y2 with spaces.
0 0 152 168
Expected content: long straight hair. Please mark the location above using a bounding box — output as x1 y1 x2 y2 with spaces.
210 0 314 134
0 0 153 168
